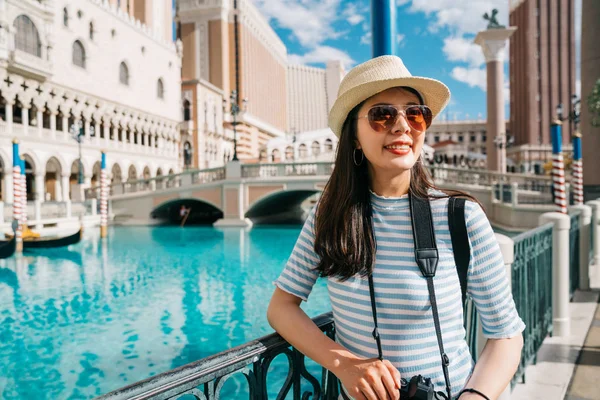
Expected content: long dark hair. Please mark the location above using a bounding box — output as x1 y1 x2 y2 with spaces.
314 87 479 281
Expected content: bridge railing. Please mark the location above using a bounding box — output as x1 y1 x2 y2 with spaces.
511 223 554 384
242 162 335 178
429 166 555 205
97 312 340 400
86 167 227 198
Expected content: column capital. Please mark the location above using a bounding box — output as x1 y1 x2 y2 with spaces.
474 27 517 63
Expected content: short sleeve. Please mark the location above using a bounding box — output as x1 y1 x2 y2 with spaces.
274 207 320 301
465 201 526 339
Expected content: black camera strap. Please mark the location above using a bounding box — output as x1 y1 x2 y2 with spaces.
365 194 454 400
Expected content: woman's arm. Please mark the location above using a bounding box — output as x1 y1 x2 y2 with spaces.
460 334 523 399
267 287 401 400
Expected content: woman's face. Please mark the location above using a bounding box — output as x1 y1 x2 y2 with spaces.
355 87 426 174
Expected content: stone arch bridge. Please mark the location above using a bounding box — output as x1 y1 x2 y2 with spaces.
104 161 556 229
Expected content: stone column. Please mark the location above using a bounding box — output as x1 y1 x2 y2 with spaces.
50 111 57 140
581 1 600 201
36 109 43 137
21 105 30 136
61 173 70 201
62 115 69 140
34 172 44 203
475 27 516 173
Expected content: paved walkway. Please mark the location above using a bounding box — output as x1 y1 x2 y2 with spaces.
565 298 600 400
510 263 600 400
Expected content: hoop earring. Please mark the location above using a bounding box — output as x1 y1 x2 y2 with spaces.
353 148 364 166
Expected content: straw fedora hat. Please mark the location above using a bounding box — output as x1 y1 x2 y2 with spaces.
328 55 451 138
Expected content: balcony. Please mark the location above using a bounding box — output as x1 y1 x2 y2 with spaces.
8 49 52 80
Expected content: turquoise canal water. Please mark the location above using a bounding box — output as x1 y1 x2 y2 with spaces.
0 226 331 399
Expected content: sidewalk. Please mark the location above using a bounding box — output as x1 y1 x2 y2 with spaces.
510 264 600 400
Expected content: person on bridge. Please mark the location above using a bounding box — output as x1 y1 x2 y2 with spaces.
268 55 524 400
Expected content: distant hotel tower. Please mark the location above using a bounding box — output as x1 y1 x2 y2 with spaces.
508 0 576 172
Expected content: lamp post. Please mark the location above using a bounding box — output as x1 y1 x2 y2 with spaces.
70 120 94 184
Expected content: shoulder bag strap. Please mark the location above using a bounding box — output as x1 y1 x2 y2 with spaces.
448 197 470 308
409 194 452 400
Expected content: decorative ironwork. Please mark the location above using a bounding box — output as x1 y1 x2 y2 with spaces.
511 223 554 384
97 313 340 400
569 211 581 297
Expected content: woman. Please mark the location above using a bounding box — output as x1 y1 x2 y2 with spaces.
267 56 524 400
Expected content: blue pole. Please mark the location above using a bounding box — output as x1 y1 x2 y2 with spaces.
573 135 582 161
551 122 562 154
12 140 19 169
101 151 106 170
371 0 395 57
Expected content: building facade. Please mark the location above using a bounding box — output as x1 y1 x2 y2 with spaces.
508 0 576 169
0 0 182 204
177 0 287 166
286 61 343 133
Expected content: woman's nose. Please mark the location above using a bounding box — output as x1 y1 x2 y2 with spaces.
391 112 411 135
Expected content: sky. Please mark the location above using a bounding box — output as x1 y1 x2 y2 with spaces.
252 0 582 121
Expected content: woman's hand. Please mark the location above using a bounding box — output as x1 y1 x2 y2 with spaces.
335 357 401 400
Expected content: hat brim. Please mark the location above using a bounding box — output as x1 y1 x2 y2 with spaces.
328 76 451 138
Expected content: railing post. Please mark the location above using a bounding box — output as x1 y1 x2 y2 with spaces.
494 233 514 400
539 212 571 337
570 204 592 290
511 182 519 206
587 200 600 270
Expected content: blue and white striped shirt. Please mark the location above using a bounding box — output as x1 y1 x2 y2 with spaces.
275 192 525 398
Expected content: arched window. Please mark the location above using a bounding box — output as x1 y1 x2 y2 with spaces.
63 8 69 27
72 40 86 68
157 79 164 99
14 15 41 57
324 138 333 152
183 100 191 121
119 62 129 85
89 22 94 40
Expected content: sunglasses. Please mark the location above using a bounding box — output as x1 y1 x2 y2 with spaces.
359 104 433 133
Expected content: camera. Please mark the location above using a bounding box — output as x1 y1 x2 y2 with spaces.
399 375 435 400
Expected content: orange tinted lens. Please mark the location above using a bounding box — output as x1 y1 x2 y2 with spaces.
406 106 432 131
368 106 398 132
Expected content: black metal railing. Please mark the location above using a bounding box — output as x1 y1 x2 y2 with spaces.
97 313 340 400
569 211 581 298
511 223 554 384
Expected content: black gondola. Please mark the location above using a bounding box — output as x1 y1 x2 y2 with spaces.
0 236 16 259
23 229 83 249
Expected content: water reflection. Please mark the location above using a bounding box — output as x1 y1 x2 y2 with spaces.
0 226 330 399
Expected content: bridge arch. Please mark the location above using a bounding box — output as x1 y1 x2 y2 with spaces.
151 197 224 225
245 188 320 224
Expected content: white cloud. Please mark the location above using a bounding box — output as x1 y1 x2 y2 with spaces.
361 31 372 45
442 36 485 67
343 3 366 26
252 0 344 47
402 0 510 95
451 67 487 91
406 0 508 35
397 34 406 47
288 46 355 67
